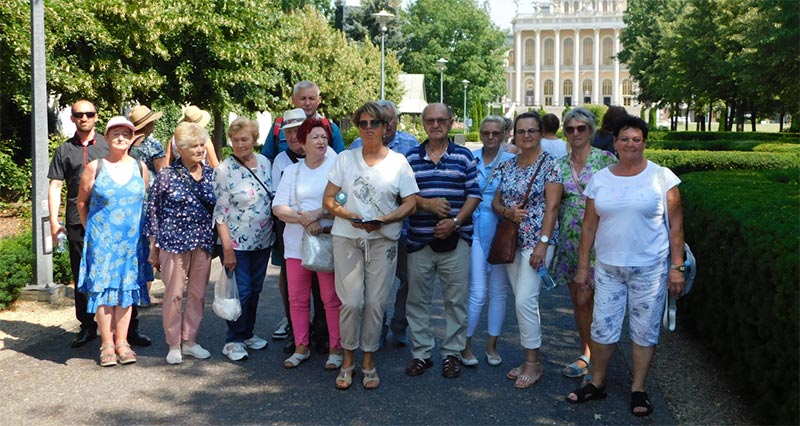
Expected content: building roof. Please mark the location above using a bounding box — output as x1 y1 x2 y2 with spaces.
398 73 428 114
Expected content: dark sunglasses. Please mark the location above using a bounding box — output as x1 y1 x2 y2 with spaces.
564 125 588 134
72 111 97 118
423 117 450 125
480 131 503 138
357 119 382 129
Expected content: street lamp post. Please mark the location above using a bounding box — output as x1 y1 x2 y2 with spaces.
373 10 394 100
462 79 470 135
436 57 448 103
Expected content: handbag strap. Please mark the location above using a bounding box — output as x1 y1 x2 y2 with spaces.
479 150 502 195
520 157 544 208
569 160 585 197
173 166 214 214
231 154 271 198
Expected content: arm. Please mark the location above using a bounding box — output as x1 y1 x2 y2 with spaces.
76 160 98 229
165 136 176 164
414 195 451 218
140 161 150 193
204 138 220 168
666 186 686 297
322 181 360 221
153 156 168 172
379 194 416 224
573 198 599 288
529 182 563 268
211 165 236 269
48 179 65 240
331 122 345 153
433 197 479 239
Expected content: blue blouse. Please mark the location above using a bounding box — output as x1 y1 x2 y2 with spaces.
472 147 516 253
145 162 216 254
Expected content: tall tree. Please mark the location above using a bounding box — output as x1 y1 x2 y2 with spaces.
342 0 404 52
400 0 506 118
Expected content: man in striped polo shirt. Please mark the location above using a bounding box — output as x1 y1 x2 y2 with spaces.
403 103 481 379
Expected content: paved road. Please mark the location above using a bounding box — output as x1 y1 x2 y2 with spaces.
0 259 674 425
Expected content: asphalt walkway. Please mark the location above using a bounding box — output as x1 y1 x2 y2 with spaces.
0 259 674 425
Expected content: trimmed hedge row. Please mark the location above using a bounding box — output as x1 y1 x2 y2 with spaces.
663 130 800 142
648 140 800 153
679 170 799 425
645 150 799 174
0 229 72 310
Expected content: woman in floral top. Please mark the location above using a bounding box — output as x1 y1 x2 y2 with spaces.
552 107 617 382
492 111 562 389
146 122 216 365
213 117 275 362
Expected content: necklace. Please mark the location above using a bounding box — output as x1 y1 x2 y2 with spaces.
426 146 446 159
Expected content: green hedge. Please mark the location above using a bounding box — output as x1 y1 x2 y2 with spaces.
0 230 34 309
663 131 800 143
645 150 799 174
648 140 800 152
679 170 799 424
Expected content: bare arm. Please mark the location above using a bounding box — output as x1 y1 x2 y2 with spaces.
573 198 599 287
666 186 686 296
153 156 168 172
415 195 450 218
216 221 237 270
379 194 416 224
529 182 563 268
322 182 359 221
48 179 65 240
204 139 220 168
76 160 98 229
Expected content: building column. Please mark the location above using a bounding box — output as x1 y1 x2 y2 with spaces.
554 29 560 107
574 28 580 105
534 30 541 107
613 28 621 106
515 29 522 107
593 28 600 104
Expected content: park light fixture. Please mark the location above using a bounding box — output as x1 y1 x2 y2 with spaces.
373 10 394 100
436 57 448 103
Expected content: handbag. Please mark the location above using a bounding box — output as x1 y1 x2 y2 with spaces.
487 160 543 264
301 228 334 272
212 268 241 321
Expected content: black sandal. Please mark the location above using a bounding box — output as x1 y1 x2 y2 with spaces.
630 391 653 417
567 383 607 403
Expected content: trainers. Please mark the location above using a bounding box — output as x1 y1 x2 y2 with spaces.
223 342 249 361
181 343 211 359
272 317 290 340
243 335 268 350
166 348 182 365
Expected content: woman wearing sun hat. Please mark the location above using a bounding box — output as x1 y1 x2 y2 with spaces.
165 105 220 168
128 105 167 184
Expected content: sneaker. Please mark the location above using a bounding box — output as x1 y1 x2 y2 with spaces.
243 335 268 350
181 343 211 359
166 348 182 365
272 317 290 340
223 342 249 361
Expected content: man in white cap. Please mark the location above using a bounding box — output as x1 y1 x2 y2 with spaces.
261 80 345 162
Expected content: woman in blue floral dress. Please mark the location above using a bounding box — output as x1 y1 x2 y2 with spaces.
552 107 617 381
77 116 150 367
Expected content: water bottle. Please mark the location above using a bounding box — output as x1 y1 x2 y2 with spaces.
335 191 347 206
56 227 68 253
538 265 556 291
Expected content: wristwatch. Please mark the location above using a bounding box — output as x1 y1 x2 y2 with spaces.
539 235 550 244
670 263 686 272
452 217 461 230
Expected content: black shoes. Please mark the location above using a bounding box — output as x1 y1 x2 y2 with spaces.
70 328 97 348
127 329 152 347
405 358 433 376
442 355 462 378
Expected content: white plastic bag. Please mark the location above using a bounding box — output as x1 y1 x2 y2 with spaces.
213 268 241 321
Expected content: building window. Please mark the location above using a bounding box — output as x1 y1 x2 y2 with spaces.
602 79 612 96
602 37 613 66
563 79 573 97
525 38 535 67
544 39 554 66
525 80 535 106
564 1 570 13
582 38 593 66
582 79 592 104
563 38 574 66
623 78 633 106
544 80 554 106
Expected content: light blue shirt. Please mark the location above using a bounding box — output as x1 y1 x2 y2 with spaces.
350 130 418 156
471 147 515 253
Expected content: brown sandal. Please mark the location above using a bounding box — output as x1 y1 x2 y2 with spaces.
514 361 543 389
115 343 137 365
99 344 117 367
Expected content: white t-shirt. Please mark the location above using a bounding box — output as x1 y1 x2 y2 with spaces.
541 137 568 159
327 148 419 241
272 157 335 259
271 146 336 195
584 160 680 267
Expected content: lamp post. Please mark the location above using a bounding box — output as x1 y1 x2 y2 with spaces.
462 79 470 135
436 57 448 103
373 10 394 100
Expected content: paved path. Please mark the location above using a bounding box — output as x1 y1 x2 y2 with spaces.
0 259 674 425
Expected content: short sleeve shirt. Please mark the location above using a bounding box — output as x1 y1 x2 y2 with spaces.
48 133 109 227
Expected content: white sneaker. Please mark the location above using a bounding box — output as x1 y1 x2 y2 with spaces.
272 317 290 340
166 348 182 364
181 343 211 359
243 335 268 350
223 342 249 361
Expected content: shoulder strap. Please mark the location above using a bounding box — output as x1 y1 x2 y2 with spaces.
273 117 283 138
231 155 271 197
172 166 214 214
94 158 103 178
321 117 334 148
521 159 545 207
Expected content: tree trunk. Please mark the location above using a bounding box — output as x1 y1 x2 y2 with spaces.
212 109 224 161
750 107 757 132
685 104 690 131
735 100 745 132
779 112 785 132
708 103 713 132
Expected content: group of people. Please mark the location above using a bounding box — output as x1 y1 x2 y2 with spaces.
48 79 686 417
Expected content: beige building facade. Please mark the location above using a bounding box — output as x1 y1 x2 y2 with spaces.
506 0 640 114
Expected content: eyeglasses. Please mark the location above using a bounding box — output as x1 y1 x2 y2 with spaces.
357 119 382 129
72 111 96 119
618 137 644 144
480 131 503 138
423 117 451 126
564 125 588 134
515 128 541 136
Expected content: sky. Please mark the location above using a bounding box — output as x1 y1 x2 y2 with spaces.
342 0 517 30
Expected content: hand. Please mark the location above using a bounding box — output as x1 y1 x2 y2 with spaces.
51 223 65 244
508 205 526 224
528 243 547 269
305 220 322 236
572 268 590 289
297 210 320 228
433 218 456 239
222 247 237 270
668 269 686 298
428 198 451 218
148 248 161 272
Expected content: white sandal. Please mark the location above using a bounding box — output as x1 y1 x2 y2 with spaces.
325 353 343 370
283 351 310 369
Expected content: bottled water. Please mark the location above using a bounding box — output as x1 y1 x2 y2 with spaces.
56 230 67 253
537 265 556 291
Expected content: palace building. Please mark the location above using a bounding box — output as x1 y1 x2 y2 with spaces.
505 0 641 114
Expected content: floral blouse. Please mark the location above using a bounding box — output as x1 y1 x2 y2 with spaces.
496 152 561 251
212 154 275 251
145 162 216 254
551 148 617 285
128 135 165 185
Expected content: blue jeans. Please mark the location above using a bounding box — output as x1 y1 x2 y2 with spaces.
223 248 270 343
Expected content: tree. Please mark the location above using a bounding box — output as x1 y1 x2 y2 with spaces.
400 0 506 119
342 0 405 52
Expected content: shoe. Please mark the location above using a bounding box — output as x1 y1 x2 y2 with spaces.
272 317 290 340
182 343 211 359
404 358 433 376
222 342 249 361
567 383 607 404
284 351 311 368
486 352 503 366
71 328 98 348
99 344 117 367
459 353 478 368
166 348 183 364
562 354 590 378
127 330 152 347
507 365 522 380
243 335 268 350
390 330 408 347
325 353 343 370
442 355 461 378
630 391 654 417
115 343 137 365
335 365 356 390
362 367 380 390
514 361 542 389
283 341 296 355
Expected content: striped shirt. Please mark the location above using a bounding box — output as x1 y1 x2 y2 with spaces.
406 140 481 252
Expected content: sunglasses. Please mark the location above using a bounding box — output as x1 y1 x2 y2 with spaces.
564 125 588 134
516 128 541 136
72 111 97 119
423 117 451 125
480 131 503 138
357 119 382 129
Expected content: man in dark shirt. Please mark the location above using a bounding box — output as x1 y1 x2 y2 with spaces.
48 99 151 348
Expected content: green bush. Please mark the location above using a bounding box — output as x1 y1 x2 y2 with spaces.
663 131 800 143
645 150 799 174
679 170 799 424
648 140 800 153
343 125 359 147
0 230 34 309
0 144 30 203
